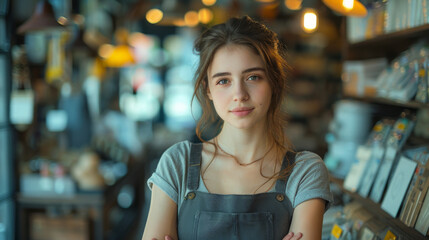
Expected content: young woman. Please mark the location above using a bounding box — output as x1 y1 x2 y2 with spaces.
142 16 333 240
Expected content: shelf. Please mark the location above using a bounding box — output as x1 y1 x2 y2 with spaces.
343 95 429 109
349 24 429 48
330 176 427 240
344 24 429 60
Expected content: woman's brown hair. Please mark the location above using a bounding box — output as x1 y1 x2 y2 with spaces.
192 16 294 185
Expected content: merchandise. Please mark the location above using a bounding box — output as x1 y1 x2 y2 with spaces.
358 145 385 198
415 58 428 103
343 146 373 192
399 147 429 226
357 217 387 240
370 115 415 203
381 156 418 218
415 189 429 236
358 119 394 197
369 146 399 203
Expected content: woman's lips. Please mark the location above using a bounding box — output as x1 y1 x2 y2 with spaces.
230 107 254 117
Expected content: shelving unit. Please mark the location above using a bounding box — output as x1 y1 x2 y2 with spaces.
344 95 429 110
335 15 429 239
0 0 14 239
17 160 145 240
330 177 427 240
344 23 429 61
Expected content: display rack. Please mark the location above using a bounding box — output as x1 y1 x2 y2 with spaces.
17 160 145 240
0 0 14 239
344 23 429 61
331 177 427 240
336 18 429 239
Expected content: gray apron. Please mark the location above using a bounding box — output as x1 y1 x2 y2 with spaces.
178 143 295 240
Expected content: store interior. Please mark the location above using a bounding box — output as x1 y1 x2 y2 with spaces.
0 0 429 239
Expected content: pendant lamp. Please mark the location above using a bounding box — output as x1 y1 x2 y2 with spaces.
17 0 64 34
323 0 367 17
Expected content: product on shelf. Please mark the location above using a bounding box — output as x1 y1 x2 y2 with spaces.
342 58 387 97
358 119 394 198
381 155 418 217
324 100 373 179
370 114 415 203
400 153 429 227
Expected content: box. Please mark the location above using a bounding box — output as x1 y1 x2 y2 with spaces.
342 58 388 97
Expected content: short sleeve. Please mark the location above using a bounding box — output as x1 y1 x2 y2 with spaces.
147 141 190 204
287 151 333 211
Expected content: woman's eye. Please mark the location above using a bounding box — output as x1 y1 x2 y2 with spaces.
248 75 260 81
217 79 229 85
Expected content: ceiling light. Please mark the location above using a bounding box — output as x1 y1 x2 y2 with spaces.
146 8 163 24
285 0 302 10
302 9 318 33
323 0 367 17
17 0 64 34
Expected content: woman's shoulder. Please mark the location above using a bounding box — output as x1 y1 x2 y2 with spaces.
295 151 323 164
164 140 193 155
291 151 328 174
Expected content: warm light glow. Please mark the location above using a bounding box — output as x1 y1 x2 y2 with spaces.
322 0 367 17
57 16 68 25
98 44 114 59
184 11 199 27
202 0 216 6
103 45 136 67
285 0 302 10
342 0 354 10
146 8 163 24
128 32 144 47
73 14 85 25
198 8 213 24
173 19 187 27
302 9 318 33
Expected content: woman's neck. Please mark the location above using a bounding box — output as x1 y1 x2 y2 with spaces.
216 124 272 165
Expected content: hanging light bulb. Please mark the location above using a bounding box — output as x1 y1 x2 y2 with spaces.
202 0 216 6
99 28 136 68
342 0 354 10
146 8 163 24
302 8 318 33
285 0 302 10
198 8 213 24
17 0 65 34
184 11 199 27
322 0 367 17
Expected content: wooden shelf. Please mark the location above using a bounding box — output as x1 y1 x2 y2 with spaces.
343 95 429 109
330 176 427 240
344 24 429 60
349 24 429 48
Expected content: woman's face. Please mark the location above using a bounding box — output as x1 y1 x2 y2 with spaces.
207 44 272 130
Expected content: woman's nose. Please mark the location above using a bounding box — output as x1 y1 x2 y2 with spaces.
233 82 249 101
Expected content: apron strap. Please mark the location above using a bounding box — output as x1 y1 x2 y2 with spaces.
187 143 202 191
275 151 296 193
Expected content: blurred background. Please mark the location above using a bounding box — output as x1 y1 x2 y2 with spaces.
1 0 429 239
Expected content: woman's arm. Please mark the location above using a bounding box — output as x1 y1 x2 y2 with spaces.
141 185 178 240
289 198 326 240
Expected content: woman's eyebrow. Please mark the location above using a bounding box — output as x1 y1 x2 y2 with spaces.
242 67 265 74
211 72 230 79
212 67 265 79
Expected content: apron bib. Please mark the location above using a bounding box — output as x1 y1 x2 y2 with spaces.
178 143 295 240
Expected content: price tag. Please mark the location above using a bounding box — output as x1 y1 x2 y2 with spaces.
384 230 396 240
331 224 342 239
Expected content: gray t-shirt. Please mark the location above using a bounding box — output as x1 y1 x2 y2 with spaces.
147 140 333 212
